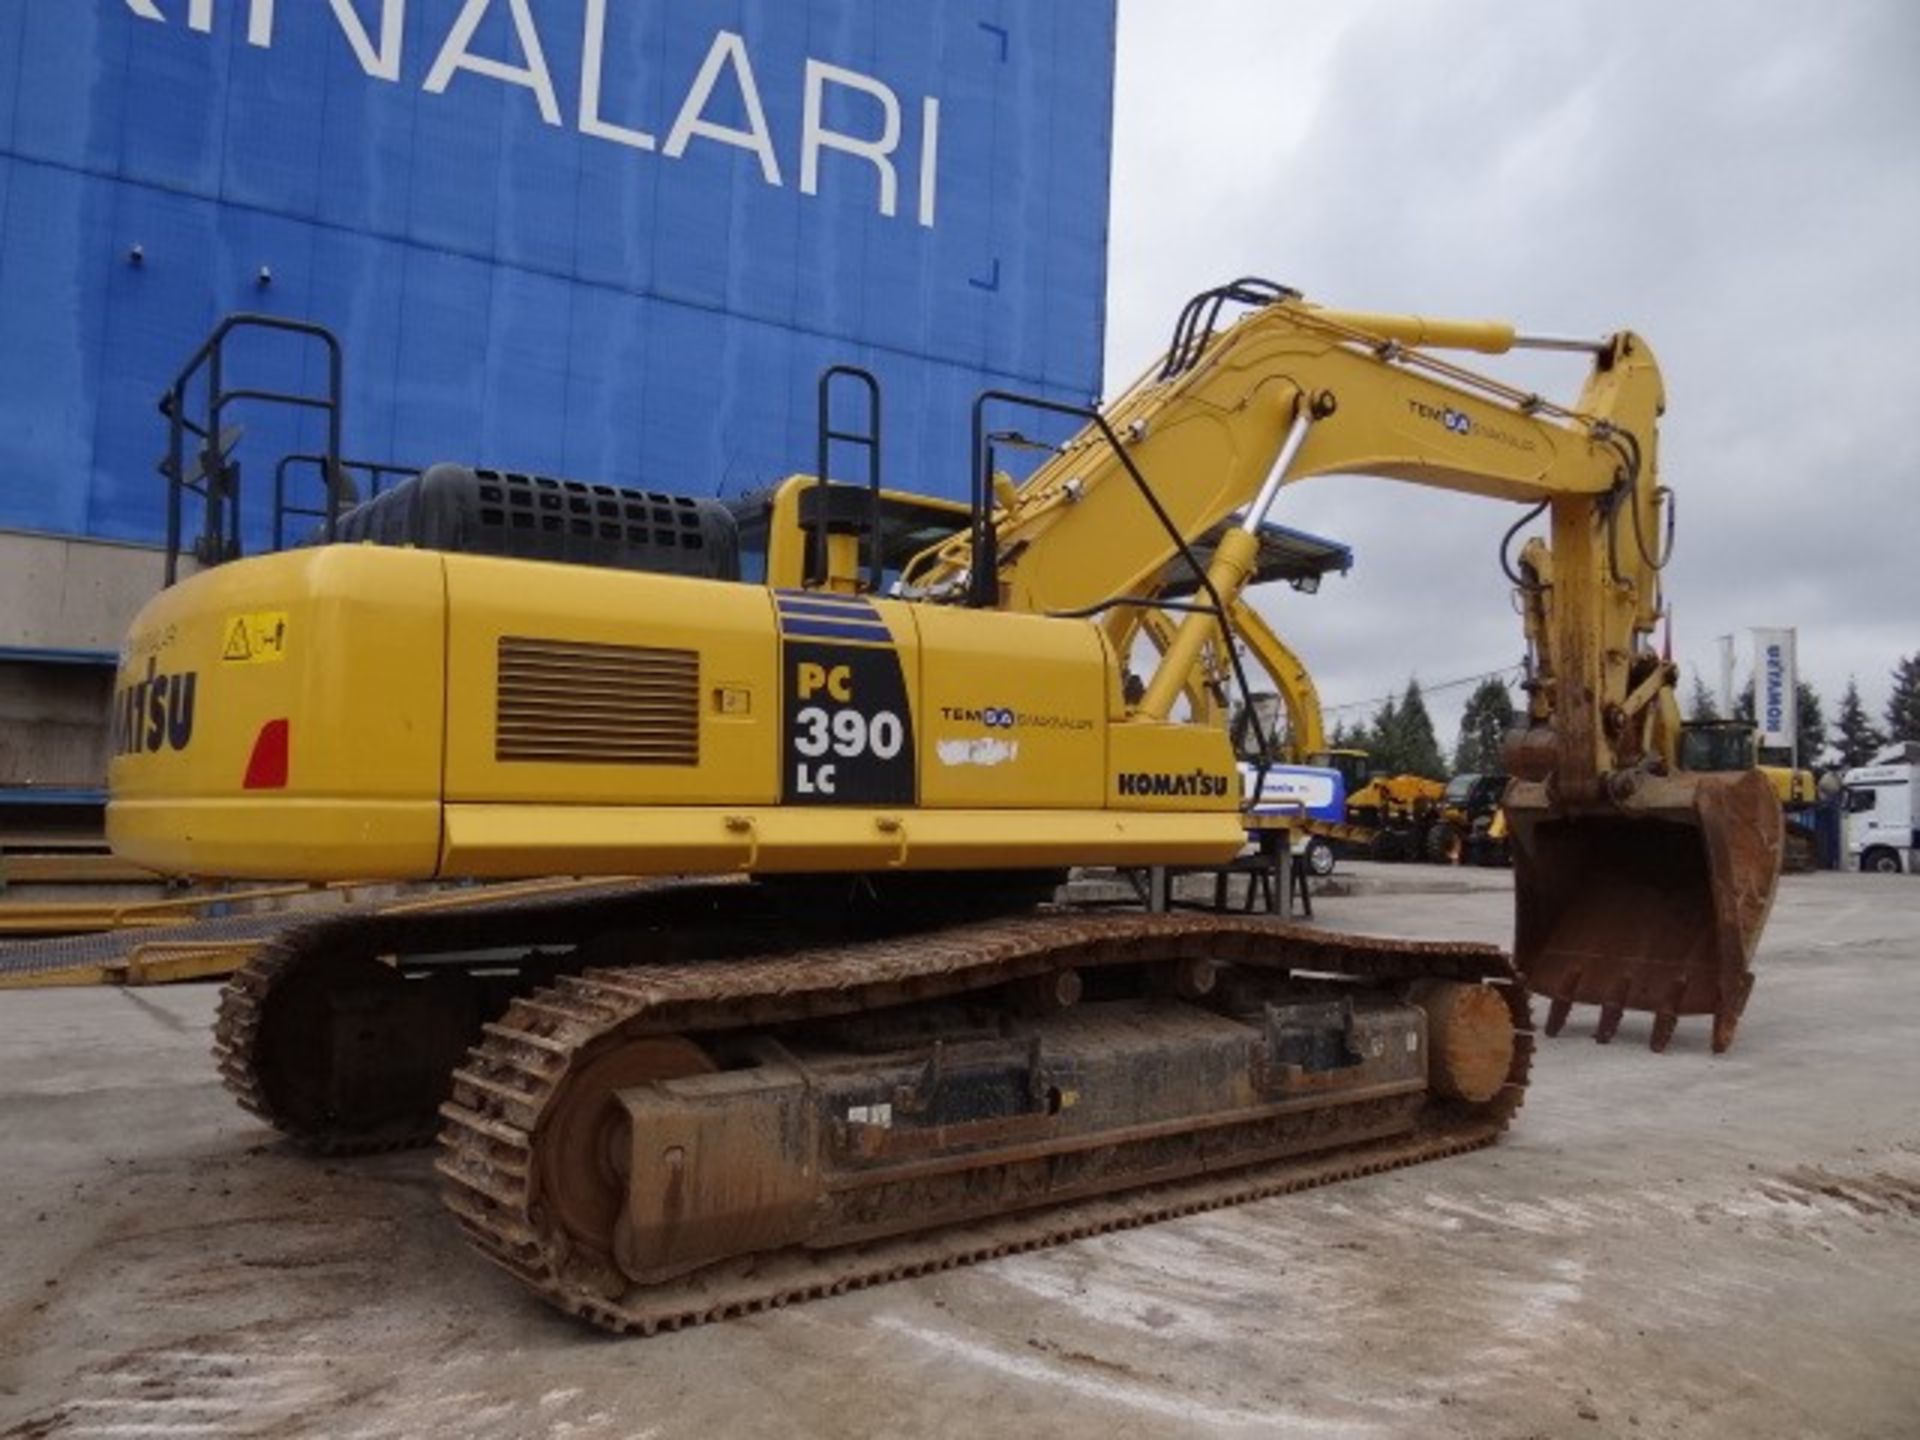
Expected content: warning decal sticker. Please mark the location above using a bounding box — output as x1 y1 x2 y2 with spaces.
221 611 289 665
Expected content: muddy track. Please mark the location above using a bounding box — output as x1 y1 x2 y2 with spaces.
435 912 1532 1334
212 878 753 1155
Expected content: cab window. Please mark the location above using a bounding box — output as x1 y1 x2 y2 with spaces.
1845 787 1878 814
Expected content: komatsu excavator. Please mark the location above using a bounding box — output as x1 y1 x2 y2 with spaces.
108 281 1782 1333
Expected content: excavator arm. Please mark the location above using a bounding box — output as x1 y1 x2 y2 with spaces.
1224 599 1328 760
1108 599 1326 762
103 288 1781 1343
909 290 1659 758
907 282 1781 1050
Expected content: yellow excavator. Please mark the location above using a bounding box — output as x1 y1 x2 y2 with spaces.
1345 770 1447 860
109 283 1781 1333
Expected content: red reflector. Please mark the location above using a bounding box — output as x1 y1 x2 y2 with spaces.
243 719 290 790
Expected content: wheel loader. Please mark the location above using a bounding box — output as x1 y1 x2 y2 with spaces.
108 283 1782 1333
1346 770 1447 862
1428 773 1512 866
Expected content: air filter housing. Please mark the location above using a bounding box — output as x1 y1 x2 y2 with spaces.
328 464 740 581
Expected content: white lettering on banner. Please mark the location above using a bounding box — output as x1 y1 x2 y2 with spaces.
802 60 901 219
425 0 563 127
918 96 941 229
1752 627 1797 750
579 0 654 151
330 0 406 83
1258 773 1336 810
664 32 781 186
118 0 944 228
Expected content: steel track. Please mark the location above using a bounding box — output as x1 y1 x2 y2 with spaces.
433 912 1532 1334
212 878 752 1155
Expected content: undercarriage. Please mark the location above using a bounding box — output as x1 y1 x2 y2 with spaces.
213 882 1530 1334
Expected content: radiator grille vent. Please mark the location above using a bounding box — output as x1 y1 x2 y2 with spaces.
496 637 699 765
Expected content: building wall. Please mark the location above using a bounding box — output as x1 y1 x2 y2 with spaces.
0 532 175 652
0 0 1116 555
0 0 1116 798
0 660 113 793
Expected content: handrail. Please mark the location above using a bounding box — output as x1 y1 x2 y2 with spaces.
271 455 421 550
158 314 344 584
811 365 884 591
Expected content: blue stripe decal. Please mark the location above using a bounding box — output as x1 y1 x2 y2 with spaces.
779 617 896 644
775 589 874 608
775 602 879 625
775 599 879 614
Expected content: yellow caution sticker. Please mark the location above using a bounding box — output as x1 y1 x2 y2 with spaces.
221 611 289 665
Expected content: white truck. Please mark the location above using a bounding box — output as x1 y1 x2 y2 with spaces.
1240 761 1348 877
1841 744 1919 874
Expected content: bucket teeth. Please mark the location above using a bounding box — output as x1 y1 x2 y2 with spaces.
1711 1011 1739 1055
1648 1014 1675 1052
1506 768 1783 1057
1593 1001 1625 1045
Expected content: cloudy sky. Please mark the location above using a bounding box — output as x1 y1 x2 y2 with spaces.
1105 0 1919 748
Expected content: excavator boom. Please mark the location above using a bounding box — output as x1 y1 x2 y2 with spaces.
106 281 1779 1338
897 282 1781 1050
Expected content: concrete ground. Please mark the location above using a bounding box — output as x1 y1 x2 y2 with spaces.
1 866 1916 1439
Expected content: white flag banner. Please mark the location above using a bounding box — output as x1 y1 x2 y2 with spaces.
1752 628 1797 749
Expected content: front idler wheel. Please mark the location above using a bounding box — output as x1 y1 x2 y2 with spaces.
535 1035 716 1288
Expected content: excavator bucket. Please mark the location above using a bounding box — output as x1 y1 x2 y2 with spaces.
1504 770 1783 1053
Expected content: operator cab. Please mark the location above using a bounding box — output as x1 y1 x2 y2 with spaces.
1679 720 1758 773
1162 521 1353 599
1310 748 1373 794
1445 772 1509 813
730 482 969 591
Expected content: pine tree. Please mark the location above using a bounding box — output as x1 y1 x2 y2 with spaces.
1453 676 1517 775
1888 654 1920 743
1396 679 1447 781
1687 671 1720 722
1832 679 1884 770
1733 672 1755 725
1792 680 1825 771
1367 695 1402 775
